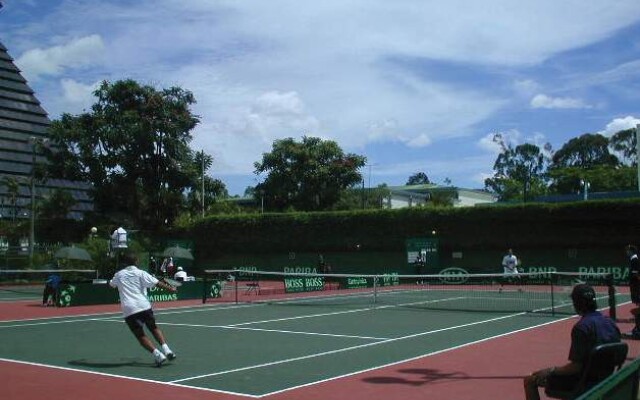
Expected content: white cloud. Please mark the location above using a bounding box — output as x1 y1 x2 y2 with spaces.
15 35 105 81
513 79 540 96
60 78 100 110
599 116 640 137
530 94 592 109
405 134 432 148
7 0 640 194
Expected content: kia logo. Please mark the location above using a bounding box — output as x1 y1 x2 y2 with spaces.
438 268 469 284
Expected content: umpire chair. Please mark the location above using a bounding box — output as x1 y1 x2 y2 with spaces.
545 342 628 400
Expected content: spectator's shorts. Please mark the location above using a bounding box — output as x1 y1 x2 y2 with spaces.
546 373 581 392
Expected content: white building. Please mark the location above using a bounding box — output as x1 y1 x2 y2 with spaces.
386 184 496 209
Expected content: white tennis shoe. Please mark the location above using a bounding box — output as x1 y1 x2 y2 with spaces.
154 351 167 367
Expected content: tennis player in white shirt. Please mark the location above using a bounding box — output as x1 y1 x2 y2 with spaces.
109 250 177 367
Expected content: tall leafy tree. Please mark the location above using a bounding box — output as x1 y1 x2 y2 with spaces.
406 172 431 185
46 79 206 228
610 128 637 166
254 136 366 211
484 134 549 201
549 133 620 194
551 133 619 168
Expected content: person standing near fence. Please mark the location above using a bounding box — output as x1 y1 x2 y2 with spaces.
624 244 640 339
109 249 177 367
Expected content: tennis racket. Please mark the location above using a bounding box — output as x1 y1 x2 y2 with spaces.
161 277 183 287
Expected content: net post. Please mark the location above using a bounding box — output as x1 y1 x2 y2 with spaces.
607 273 616 321
202 272 208 304
234 269 239 305
373 274 378 307
550 272 556 316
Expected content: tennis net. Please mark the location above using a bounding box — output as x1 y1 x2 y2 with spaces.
203 269 618 317
0 269 98 298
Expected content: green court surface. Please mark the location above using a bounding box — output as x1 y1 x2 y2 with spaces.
0 294 593 397
0 285 41 302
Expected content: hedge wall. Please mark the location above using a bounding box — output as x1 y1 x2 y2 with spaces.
180 199 640 262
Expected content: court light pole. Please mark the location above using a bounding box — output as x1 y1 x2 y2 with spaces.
636 124 640 191
201 150 205 218
28 137 38 268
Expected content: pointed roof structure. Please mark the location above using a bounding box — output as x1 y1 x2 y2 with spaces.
0 40 93 220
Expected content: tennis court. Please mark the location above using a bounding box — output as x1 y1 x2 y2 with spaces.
1 273 639 400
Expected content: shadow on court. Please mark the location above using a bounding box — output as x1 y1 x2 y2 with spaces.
68 359 158 369
362 368 526 386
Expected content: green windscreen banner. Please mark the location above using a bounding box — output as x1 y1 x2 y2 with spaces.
56 280 205 307
340 274 399 289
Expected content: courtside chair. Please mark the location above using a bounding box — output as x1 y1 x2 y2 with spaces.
545 342 628 400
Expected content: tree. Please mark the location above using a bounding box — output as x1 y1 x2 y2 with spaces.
331 184 390 211
551 133 619 168
484 134 550 201
39 189 76 220
254 136 366 211
183 151 227 217
46 79 208 228
1 176 21 221
406 172 430 185
610 128 637 166
549 133 620 194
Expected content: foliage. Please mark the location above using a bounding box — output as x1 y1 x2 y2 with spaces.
1 176 21 221
45 79 225 229
547 165 637 193
331 186 391 210
551 133 619 168
610 128 637 166
39 189 75 220
428 189 456 207
549 133 621 194
406 172 430 185
254 136 366 211
484 134 549 201
182 199 640 260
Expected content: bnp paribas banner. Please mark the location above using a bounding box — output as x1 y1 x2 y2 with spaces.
284 276 325 293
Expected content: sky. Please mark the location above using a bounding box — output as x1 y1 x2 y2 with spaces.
2 0 640 196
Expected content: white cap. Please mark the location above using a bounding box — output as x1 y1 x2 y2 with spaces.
177 266 183 271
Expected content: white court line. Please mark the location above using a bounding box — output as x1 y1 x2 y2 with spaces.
3 300 630 399
0 302 263 327
0 357 260 399
226 296 466 327
169 311 526 384
256 301 628 398
155 321 390 340
255 314 578 398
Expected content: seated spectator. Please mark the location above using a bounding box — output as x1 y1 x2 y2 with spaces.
174 266 188 282
523 284 621 400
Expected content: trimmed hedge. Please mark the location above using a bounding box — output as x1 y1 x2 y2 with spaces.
179 199 640 261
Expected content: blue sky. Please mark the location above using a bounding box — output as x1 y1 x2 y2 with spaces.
2 0 640 196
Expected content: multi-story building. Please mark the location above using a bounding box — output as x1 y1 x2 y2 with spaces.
0 40 93 221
